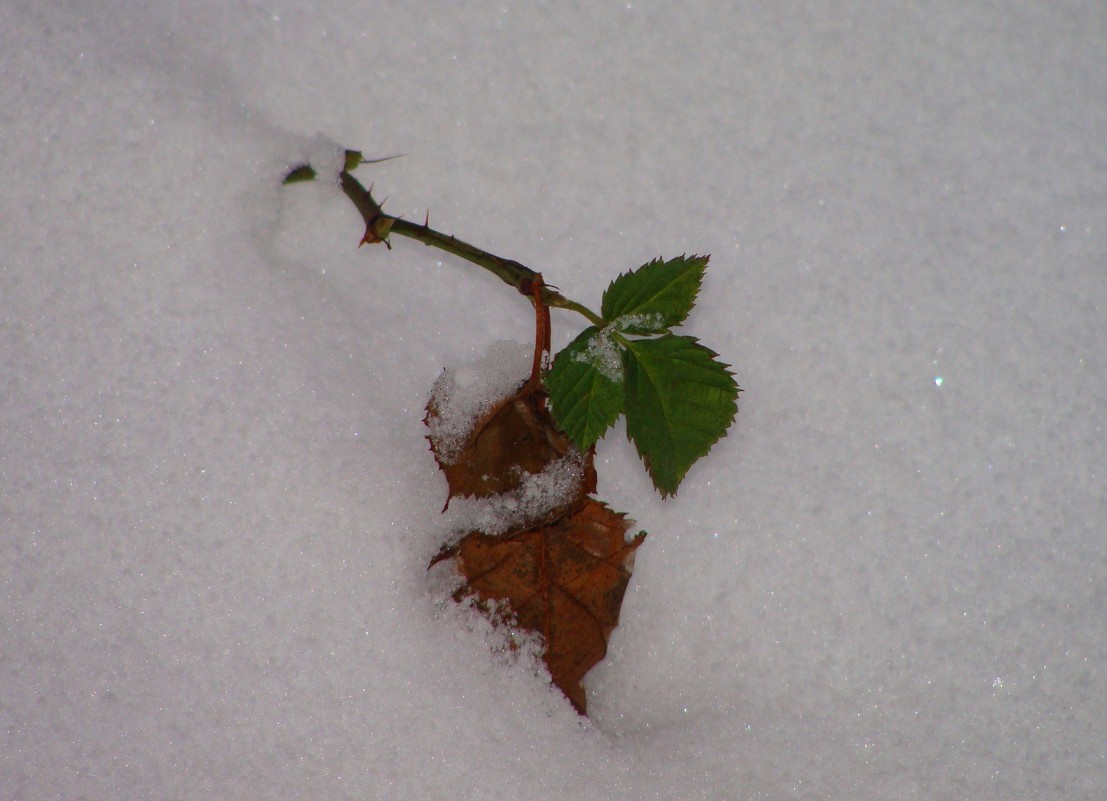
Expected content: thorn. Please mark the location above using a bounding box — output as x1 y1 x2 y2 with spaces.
361 153 405 165
424 209 431 228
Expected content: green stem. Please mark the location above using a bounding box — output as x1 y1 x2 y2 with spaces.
321 167 603 325
388 217 545 298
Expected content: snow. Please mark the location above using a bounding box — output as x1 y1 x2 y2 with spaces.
305 133 350 186
2 2 1105 800
575 325 626 382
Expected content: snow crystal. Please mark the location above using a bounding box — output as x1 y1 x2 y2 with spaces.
573 328 624 382
615 312 666 333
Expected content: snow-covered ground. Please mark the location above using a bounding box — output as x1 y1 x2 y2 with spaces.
3 2 1105 799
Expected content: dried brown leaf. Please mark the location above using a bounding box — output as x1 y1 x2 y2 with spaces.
426 380 597 520
447 499 645 714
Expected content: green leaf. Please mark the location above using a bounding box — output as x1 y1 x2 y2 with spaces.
283 164 317 184
601 255 708 333
343 149 365 172
546 327 626 450
623 334 738 497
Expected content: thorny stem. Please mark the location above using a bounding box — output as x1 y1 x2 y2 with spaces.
293 163 605 326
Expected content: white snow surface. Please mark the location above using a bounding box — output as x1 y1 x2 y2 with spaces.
3 2 1105 799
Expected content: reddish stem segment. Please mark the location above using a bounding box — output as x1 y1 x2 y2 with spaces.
524 275 552 401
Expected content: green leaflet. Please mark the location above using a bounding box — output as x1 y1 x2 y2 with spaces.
601 255 708 333
546 327 625 450
546 255 738 497
282 165 318 184
622 334 738 497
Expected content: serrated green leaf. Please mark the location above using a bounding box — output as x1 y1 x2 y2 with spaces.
546 327 626 450
600 255 708 332
623 334 738 497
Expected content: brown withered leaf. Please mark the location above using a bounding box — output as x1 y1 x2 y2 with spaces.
426 379 597 515
446 499 645 714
